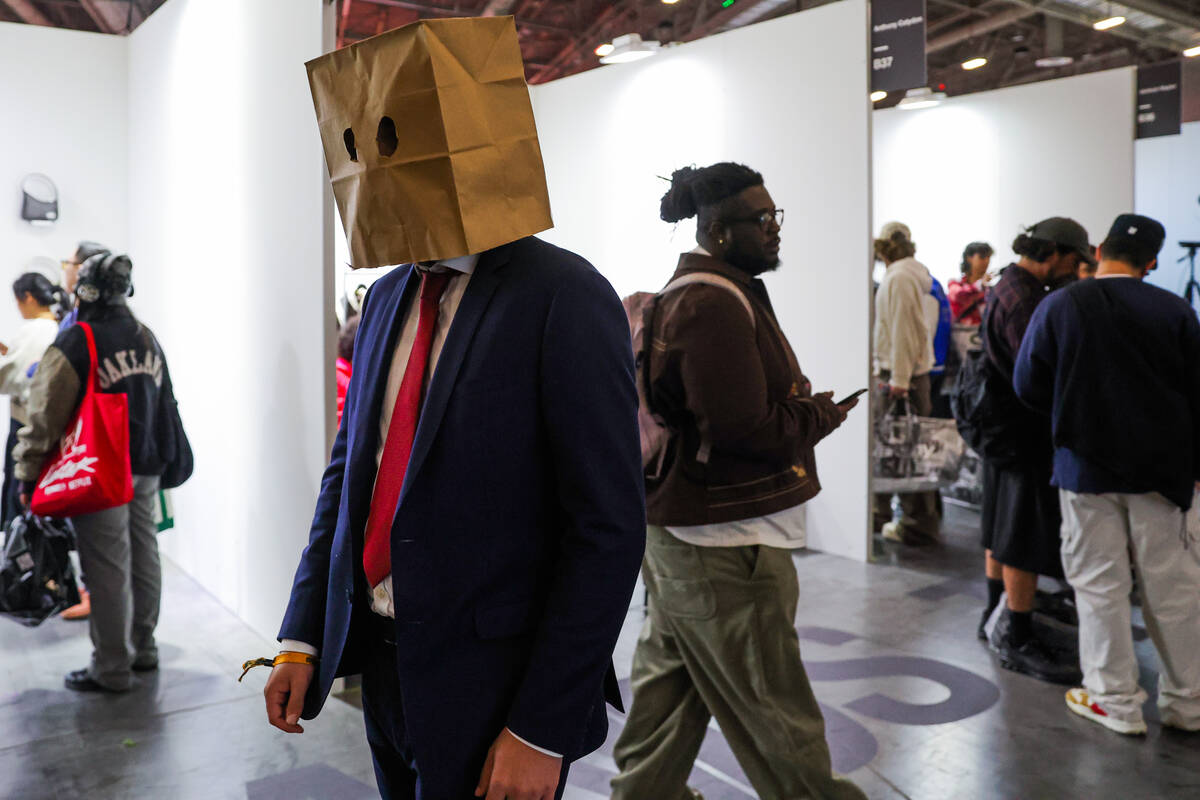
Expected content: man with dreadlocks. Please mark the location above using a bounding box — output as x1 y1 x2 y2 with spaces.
611 162 865 799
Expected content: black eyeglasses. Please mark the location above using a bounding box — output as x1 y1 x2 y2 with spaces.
724 208 784 231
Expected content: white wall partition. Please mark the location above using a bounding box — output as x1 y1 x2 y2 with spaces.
532 0 873 561
0 22 128 338
874 68 1136 285
127 0 332 641
1135 121 1200 297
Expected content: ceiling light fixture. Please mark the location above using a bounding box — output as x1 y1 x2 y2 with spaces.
871 90 888 103
962 57 988 70
1185 44 1200 58
599 33 661 64
898 87 947 111
1036 55 1075 67
595 42 615 57
1093 15 1126 30
662 0 682 4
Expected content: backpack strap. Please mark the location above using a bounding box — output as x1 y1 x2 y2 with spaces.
660 272 756 330
650 272 756 466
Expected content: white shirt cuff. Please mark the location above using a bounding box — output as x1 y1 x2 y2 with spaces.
279 639 319 657
506 727 562 758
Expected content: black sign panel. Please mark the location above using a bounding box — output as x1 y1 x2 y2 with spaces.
872 0 927 94
1137 61 1182 139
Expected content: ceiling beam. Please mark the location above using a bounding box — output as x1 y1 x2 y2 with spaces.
927 6 1036 52
3 0 53 26
480 0 516 15
356 0 570 33
531 3 635 83
1003 0 1186 51
1117 0 1200 34
79 0 126 34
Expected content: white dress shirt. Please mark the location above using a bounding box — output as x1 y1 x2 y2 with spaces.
280 253 561 758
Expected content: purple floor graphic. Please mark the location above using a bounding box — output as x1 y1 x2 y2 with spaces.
246 764 376 800
565 625 1003 797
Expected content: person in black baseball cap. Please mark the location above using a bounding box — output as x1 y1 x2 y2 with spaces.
1014 212 1200 736
974 216 1094 687
1096 213 1166 276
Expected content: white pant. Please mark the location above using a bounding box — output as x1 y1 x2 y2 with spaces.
1060 490 1200 727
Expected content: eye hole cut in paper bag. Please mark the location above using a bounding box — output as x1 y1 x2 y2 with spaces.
307 15 554 269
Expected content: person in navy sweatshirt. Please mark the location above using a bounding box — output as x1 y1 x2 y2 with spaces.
1014 214 1200 737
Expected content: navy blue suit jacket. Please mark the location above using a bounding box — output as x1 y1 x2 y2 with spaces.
278 237 645 771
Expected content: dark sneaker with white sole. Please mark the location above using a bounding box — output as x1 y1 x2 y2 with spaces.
64 668 127 693
989 612 1082 685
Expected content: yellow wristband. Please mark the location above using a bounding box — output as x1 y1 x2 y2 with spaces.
238 652 319 682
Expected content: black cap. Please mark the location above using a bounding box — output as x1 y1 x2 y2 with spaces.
1028 217 1096 266
1104 214 1166 260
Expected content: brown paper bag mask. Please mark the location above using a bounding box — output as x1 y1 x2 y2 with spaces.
307 16 553 269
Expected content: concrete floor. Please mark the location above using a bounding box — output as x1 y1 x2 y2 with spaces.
2 505 1197 799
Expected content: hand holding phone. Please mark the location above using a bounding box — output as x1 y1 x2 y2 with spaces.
836 388 868 407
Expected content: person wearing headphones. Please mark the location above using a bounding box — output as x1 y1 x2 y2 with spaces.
14 253 181 693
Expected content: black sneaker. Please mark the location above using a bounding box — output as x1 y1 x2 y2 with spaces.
64 668 127 693
977 608 992 641
1035 589 1078 627
989 626 1082 686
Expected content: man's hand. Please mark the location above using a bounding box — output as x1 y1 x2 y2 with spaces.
264 661 315 734
887 384 909 400
475 728 562 800
814 391 849 426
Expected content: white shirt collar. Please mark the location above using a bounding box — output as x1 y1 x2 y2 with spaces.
418 253 479 275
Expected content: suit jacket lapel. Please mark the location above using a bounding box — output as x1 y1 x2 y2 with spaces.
399 243 513 502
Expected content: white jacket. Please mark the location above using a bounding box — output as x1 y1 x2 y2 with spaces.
0 317 59 424
874 257 934 389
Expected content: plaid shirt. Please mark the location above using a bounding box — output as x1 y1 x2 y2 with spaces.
984 264 1050 380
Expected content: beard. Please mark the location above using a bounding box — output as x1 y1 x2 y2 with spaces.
726 249 781 277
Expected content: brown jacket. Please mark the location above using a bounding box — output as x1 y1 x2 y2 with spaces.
645 253 842 526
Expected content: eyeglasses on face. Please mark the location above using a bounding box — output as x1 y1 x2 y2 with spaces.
60 260 80 270
724 208 784 231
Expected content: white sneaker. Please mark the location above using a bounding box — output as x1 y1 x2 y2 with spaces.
1065 688 1147 735
881 521 905 543
1160 709 1200 732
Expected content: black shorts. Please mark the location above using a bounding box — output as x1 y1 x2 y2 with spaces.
980 457 1064 578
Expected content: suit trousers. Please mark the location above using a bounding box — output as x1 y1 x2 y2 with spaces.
1059 490 1200 728
611 526 866 800
72 475 161 690
360 617 573 800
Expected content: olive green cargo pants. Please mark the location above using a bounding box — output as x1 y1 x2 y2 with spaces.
611 526 866 800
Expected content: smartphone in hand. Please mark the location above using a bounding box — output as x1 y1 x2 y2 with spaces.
836 388 868 406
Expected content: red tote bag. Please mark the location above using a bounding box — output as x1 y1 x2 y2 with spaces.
31 322 134 518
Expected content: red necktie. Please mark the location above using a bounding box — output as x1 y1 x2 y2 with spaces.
362 270 453 587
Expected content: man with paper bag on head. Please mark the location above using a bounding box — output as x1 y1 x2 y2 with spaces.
261 17 645 800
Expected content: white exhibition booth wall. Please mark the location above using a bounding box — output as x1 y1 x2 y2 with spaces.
873 68 1136 286
533 0 874 561
1136 121 1200 295
126 0 333 641
0 23 128 340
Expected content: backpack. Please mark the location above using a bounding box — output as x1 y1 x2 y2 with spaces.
949 304 1033 465
622 272 755 482
0 513 80 627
